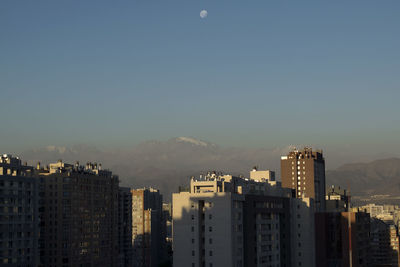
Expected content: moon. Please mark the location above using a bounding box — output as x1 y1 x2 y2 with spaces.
200 10 208 19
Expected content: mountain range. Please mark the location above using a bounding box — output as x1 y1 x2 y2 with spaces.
16 137 400 202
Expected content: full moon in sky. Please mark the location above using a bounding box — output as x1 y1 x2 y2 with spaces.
200 10 208 19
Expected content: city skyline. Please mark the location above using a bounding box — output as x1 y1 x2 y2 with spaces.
1 0 399 156
2 1 400 266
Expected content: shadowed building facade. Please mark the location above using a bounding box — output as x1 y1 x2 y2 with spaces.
0 154 40 267
118 187 133 267
38 161 119 267
131 188 166 267
315 211 370 267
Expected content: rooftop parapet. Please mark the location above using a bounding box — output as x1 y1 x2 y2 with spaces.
189 169 290 197
39 160 114 178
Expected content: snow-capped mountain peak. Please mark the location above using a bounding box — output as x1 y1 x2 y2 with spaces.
174 137 211 147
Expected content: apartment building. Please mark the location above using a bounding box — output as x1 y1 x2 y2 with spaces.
38 160 119 267
370 218 400 267
118 187 133 267
0 154 40 267
173 170 316 267
315 211 370 267
281 147 326 211
131 188 166 267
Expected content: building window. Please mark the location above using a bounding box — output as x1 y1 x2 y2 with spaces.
209 250 213 256
192 250 195 256
209 226 212 232
209 238 212 244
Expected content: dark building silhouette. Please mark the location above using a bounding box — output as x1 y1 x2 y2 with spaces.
315 211 370 267
37 160 119 267
118 187 133 267
370 218 400 267
0 154 40 266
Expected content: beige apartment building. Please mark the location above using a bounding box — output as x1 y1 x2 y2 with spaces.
173 170 316 267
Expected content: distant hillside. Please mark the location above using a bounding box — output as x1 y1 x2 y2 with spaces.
326 158 400 199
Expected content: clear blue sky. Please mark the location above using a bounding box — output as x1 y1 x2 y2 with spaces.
1 0 399 157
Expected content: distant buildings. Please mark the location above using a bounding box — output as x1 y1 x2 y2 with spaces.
281 147 326 211
357 203 398 224
0 154 40 266
172 169 316 267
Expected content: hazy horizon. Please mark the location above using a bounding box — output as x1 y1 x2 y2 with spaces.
2 136 399 171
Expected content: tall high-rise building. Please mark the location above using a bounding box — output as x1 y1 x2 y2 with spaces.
0 154 40 267
173 170 316 267
281 147 326 211
38 160 119 267
131 188 166 267
118 187 133 267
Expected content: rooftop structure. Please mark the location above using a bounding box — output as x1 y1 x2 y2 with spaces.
326 185 350 212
